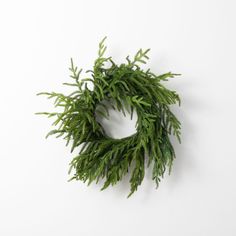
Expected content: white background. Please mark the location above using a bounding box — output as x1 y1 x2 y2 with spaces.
0 0 236 235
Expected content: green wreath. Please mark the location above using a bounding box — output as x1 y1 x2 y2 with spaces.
37 37 181 197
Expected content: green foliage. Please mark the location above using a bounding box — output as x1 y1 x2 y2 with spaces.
37 37 181 197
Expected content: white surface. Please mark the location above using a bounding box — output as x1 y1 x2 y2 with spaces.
0 0 236 235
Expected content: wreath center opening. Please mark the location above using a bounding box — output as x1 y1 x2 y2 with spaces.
95 102 138 139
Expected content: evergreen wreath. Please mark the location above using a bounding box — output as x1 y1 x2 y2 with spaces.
37 37 181 197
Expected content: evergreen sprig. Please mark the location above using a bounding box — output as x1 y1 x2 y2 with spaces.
37 37 181 197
